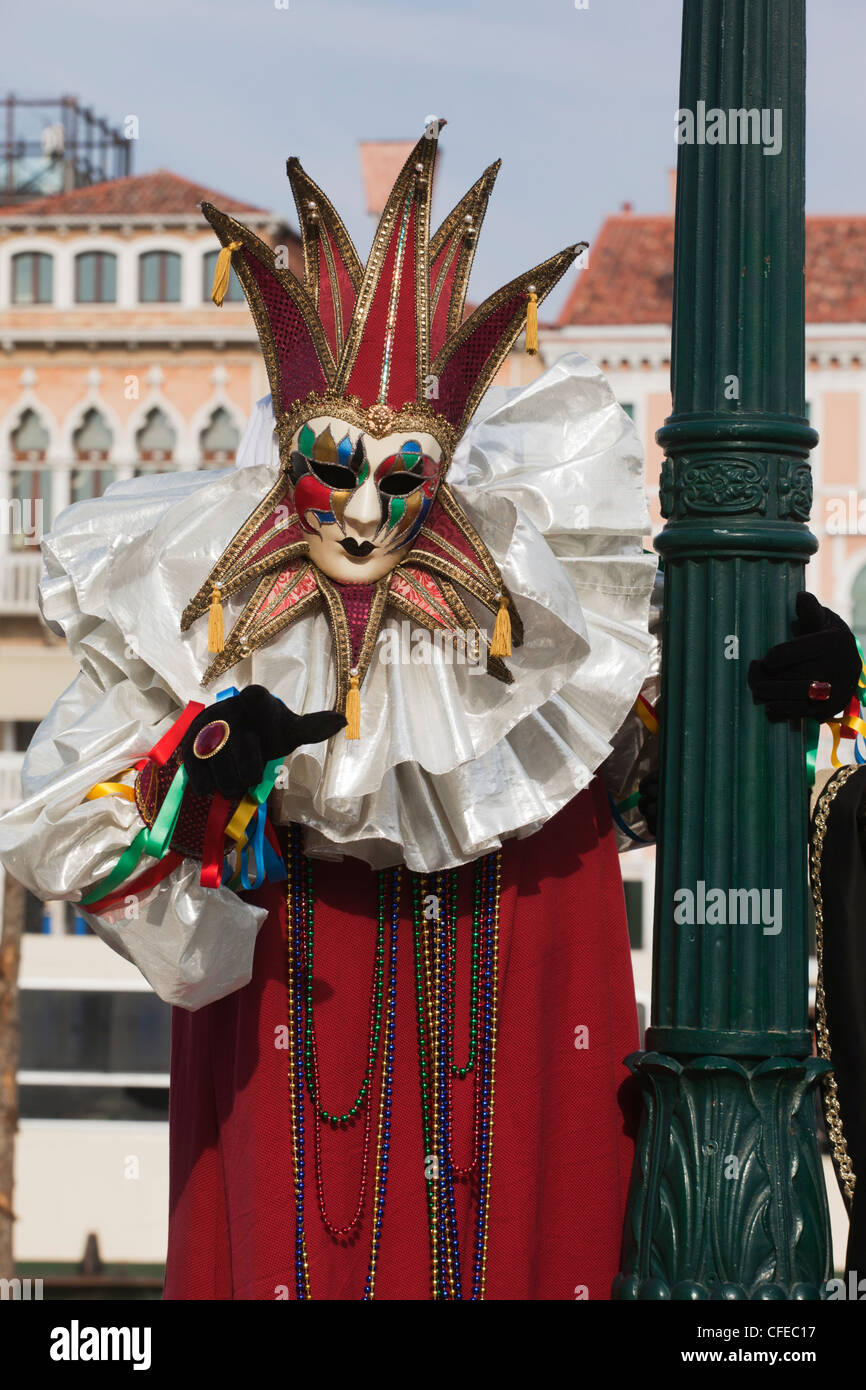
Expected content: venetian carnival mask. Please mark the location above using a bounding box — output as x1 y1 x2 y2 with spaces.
181 121 584 735
289 419 444 582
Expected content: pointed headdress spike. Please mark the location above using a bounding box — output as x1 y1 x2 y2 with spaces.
337 119 444 409
429 159 501 357
286 156 364 359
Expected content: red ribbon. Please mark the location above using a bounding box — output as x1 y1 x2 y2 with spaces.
135 701 205 771
200 793 233 888
84 851 184 916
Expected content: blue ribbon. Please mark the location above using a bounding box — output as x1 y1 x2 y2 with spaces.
608 790 651 845
215 685 286 888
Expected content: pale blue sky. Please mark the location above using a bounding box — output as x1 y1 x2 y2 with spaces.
2 0 863 314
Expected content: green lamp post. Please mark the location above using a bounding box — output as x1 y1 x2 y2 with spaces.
614 0 831 1299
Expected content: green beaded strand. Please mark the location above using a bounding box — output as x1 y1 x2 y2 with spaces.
303 856 387 1124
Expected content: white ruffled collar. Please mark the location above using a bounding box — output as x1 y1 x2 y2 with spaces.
41 354 656 871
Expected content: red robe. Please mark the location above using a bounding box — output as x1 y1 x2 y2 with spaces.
163 776 639 1301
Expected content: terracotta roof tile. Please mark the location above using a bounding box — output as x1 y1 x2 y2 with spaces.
558 212 866 327
0 169 271 219
805 217 866 323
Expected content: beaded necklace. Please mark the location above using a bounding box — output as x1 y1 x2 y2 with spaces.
286 824 400 1297
412 854 501 1298
285 826 501 1300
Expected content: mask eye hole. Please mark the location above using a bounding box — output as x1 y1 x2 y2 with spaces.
309 462 358 489
378 469 425 498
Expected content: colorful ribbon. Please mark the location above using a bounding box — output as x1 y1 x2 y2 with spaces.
84 780 136 803
634 693 659 737
609 790 650 845
83 851 184 917
80 764 188 905
827 639 866 771
223 756 286 890
80 690 287 912
135 700 204 771
610 692 661 842
805 718 821 789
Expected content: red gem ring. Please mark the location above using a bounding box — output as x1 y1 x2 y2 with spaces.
808 680 832 702
192 719 230 759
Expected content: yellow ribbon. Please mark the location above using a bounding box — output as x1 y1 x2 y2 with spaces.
225 794 260 845
84 780 136 803
635 694 660 737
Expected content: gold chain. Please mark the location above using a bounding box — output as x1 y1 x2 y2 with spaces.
810 765 858 1204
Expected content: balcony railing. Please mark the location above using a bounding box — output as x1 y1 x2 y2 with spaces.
0 458 228 616
0 551 42 615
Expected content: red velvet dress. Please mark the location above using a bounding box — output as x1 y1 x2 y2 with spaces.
163 777 639 1301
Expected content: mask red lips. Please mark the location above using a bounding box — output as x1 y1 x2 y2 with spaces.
340 537 376 558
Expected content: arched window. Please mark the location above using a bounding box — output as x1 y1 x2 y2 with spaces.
11 252 53 304
10 409 51 548
852 564 866 653
135 406 176 473
75 251 117 304
138 250 181 303
202 250 243 303
11 408 49 455
71 408 115 502
199 407 241 466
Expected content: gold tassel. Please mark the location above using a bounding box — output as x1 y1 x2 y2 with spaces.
490 595 512 658
211 240 242 306
525 288 538 355
345 673 361 740
208 585 225 653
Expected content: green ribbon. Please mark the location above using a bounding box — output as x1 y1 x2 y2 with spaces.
805 718 820 790
82 748 283 907
251 757 284 804
80 765 188 906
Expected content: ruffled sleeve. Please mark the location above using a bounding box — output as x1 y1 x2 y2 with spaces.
0 482 267 1009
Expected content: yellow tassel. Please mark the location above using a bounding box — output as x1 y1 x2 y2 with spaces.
211 240 242 306
345 673 361 740
525 289 538 355
490 595 512 658
208 585 225 653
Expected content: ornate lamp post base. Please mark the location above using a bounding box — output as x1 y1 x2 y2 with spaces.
614 1052 832 1300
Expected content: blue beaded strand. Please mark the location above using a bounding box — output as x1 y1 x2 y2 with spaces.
362 866 399 1299
437 871 462 1299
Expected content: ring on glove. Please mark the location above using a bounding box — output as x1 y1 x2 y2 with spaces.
192 719 230 759
808 681 832 702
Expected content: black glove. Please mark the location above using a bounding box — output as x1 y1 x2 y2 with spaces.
182 685 346 799
748 591 861 723
638 770 659 839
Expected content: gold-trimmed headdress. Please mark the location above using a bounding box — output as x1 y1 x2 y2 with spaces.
183 122 585 736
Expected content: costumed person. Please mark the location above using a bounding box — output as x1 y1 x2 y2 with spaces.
803 630 866 1280
0 122 858 1301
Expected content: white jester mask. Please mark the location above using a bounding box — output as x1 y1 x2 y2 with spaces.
289 418 444 583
